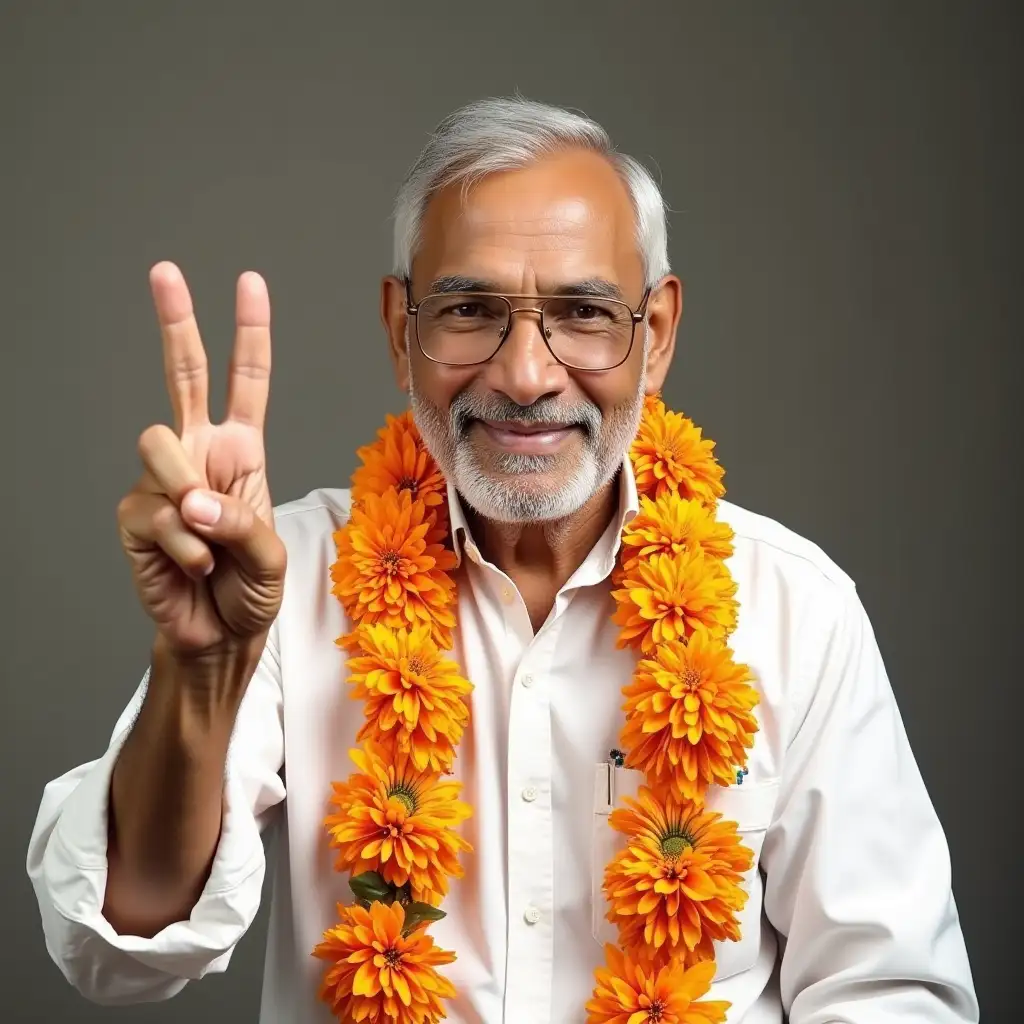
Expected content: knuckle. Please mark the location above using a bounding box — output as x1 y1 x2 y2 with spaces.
267 537 288 576
115 493 137 525
169 353 208 384
259 539 287 579
228 360 270 383
136 423 173 462
180 551 211 575
150 501 181 535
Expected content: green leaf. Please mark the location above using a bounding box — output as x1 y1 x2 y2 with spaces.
349 871 392 905
401 901 447 935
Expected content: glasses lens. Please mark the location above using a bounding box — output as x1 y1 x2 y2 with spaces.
416 293 509 364
542 297 634 369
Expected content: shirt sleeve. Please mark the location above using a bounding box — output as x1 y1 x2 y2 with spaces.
760 583 979 1023
25 634 286 1006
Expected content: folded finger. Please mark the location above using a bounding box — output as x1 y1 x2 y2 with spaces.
136 424 203 504
118 491 214 579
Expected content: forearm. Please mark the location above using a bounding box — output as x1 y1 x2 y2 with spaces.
103 635 265 937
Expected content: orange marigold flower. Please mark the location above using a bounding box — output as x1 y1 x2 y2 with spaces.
347 623 473 772
620 493 735 577
621 631 759 803
314 900 456 1024
352 410 447 511
326 743 471 904
602 786 752 966
643 391 667 416
332 487 457 648
631 406 725 506
612 549 738 654
586 944 730 1024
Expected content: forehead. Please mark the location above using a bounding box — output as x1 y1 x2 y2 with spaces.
412 149 644 295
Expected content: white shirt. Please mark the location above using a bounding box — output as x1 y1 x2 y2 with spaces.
27 461 979 1023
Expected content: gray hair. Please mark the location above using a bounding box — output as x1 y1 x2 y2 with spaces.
392 96 670 288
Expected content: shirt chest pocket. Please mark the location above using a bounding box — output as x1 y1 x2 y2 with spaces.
590 764 779 983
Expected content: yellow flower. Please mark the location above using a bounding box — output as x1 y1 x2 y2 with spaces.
314 900 456 1024
332 487 457 648
619 493 735 578
612 549 738 654
586 944 730 1024
326 743 471 904
630 406 725 507
602 787 752 966
352 410 447 510
620 631 759 803
347 623 473 772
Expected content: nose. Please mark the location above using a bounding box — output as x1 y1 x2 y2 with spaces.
483 306 569 407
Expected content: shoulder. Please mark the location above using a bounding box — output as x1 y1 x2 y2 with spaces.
266 487 353 629
715 497 858 610
270 487 353 559
714 501 873 751
272 487 352 532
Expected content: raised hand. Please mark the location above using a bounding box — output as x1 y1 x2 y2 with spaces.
117 262 286 657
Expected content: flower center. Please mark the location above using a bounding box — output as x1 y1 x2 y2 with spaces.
384 947 403 968
647 1001 666 1022
658 440 683 466
407 656 426 676
388 782 418 815
680 666 702 691
660 830 693 860
379 549 402 574
397 476 419 495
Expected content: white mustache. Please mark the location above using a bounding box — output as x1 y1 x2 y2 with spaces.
450 393 601 440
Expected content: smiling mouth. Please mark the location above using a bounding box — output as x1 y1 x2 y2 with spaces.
475 419 579 454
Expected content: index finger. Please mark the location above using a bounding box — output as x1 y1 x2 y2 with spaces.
149 262 210 433
225 271 272 430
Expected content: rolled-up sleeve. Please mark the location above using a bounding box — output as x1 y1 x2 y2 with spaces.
25 635 286 1005
761 584 979 1023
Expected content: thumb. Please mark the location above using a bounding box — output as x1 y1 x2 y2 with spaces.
180 489 284 577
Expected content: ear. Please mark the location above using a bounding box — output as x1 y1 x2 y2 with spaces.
380 275 411 392
641 275 683 395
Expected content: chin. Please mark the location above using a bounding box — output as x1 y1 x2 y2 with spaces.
454 458 601 524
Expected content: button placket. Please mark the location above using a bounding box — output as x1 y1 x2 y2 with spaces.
504 636 555 1022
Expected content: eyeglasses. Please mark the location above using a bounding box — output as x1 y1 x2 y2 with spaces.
405 280 651 371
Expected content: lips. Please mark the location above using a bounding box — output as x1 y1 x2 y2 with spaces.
474 419 578 455
482 420 571 435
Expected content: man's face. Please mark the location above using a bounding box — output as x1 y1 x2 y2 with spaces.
382 149 679 523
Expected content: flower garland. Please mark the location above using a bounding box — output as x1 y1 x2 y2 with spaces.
313 394 760 1024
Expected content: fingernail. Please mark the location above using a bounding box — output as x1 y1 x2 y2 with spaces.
184 490 222 525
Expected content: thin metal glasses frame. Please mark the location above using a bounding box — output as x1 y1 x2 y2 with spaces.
404 279 652 370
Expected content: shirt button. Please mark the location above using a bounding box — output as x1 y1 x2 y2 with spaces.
501 586 514 604
523 905 541 925
521 786 537 803
520 673 534 688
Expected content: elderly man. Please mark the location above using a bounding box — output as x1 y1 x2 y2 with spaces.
27 97 977 1023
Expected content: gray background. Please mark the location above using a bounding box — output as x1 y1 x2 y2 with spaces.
3 2 1019 1021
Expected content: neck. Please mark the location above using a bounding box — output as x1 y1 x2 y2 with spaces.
463 472 621 630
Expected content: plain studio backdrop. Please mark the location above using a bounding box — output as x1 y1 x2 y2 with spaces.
2 2 1020 1022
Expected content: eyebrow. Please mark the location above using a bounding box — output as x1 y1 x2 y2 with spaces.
426 275 627 302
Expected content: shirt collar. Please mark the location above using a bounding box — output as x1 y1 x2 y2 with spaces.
446 456 639 581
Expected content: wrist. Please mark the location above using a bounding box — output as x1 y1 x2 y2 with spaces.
148 631 266 742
